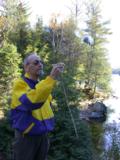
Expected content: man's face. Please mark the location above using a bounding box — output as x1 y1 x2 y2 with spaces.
25 55 43 77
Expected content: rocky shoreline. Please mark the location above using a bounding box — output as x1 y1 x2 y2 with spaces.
80 101 107 122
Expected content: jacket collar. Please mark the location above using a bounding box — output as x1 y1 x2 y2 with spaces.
23 73 38 89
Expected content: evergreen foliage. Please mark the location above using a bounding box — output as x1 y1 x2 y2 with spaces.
81 0 112 96
0 42 21 111
0 0 113 159
0 118 14 160
4 0 31 57
48 108 94 160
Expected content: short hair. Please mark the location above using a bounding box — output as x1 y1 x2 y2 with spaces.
23 52 39 66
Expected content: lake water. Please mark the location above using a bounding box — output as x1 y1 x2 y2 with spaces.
104 74 120 123
103 74 120 153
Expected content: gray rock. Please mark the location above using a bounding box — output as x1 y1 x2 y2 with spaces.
80 101 107 122
88 101 107 115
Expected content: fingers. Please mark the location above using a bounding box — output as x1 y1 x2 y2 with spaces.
50 62 65 79
52 63 65 72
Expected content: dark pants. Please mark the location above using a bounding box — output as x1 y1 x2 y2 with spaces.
13 130 49 160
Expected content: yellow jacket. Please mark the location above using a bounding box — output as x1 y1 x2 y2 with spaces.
11 73 56 135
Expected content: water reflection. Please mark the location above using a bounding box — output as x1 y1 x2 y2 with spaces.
104 97 120 123
104 74 120 124
89 75 120 159
102 74 120 158
103 122 120 151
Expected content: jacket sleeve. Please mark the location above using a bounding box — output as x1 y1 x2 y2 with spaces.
11 76 56 111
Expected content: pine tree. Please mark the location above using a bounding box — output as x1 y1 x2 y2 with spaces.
0 42 21 111
82 0 112 97
3 0 31 58
46 15 95 160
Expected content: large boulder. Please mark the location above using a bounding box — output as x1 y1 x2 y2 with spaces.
88 101 107 115
80 101 107 122
88 102 107 121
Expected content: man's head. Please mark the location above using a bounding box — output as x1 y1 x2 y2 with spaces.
23 53 43 79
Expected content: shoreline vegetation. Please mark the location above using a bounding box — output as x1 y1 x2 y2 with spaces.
0 90 109 160
0 0 114 159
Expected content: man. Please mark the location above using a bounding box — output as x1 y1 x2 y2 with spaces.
11 53 64 160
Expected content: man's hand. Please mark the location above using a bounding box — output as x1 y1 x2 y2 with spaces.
50 63 65 79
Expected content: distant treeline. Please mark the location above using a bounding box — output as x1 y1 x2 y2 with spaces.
112 68 120 75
